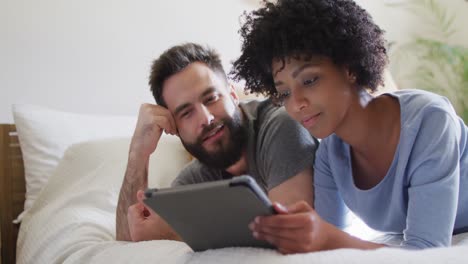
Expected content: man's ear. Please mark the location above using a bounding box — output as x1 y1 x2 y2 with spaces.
229 83 240 105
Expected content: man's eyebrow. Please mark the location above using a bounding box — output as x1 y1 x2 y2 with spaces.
200 86 216 98
173 87 217 116
174 103 191 116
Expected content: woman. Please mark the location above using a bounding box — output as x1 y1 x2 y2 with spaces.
231 0 468 253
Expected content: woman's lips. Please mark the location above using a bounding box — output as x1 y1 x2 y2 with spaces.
302 113 321 128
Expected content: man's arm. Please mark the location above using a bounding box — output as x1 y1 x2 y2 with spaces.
116 151 149 241
259 108 317 208
268 167 314 207
115 103 178 241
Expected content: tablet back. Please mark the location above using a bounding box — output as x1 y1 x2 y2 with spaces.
144 176 275 251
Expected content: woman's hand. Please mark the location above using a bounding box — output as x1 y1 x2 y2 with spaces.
249 201 339 254
250 201 385 254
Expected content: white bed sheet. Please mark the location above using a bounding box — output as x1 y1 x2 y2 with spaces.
17 138 468 264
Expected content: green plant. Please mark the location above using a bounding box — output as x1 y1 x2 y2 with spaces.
389 0 468 122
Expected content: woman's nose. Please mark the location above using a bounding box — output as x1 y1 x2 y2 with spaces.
290 88 308 112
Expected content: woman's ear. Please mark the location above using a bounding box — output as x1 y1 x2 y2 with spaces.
345 68 357 83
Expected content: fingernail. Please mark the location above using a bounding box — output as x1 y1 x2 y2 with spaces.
248 222 254 230
276 203 288 212
255 217 260 224
253 232 259 238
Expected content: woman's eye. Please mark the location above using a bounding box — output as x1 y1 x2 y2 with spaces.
274 90 291 106
280 90 291 98
303 77 318 86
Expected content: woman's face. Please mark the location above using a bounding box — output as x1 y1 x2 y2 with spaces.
272 56 356 139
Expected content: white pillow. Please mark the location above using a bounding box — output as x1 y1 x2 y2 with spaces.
18 135 191 262
148 134 192 188
12 104 137 222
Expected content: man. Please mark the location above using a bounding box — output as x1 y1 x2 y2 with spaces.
116 43 318 242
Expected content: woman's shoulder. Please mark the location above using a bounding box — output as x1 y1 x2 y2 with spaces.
317 134 348 159
388 89 458 127
390 89 456 114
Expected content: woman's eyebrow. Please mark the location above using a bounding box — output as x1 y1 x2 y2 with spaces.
274 62 320 87
292 63 319 78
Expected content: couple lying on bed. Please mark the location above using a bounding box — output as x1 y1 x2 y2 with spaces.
116 0 468 253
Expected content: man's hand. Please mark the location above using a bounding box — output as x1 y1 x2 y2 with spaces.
128 190 182 242
130 103 177 158
127 190 160 241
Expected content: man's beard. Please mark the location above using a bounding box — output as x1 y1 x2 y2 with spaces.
181 109 248 170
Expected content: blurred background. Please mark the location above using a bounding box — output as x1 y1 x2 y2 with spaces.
1 0 467 123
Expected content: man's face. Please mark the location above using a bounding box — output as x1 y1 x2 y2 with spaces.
162 62 247 169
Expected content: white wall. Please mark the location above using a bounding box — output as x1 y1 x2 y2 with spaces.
0 0 258 123
2 0 467 123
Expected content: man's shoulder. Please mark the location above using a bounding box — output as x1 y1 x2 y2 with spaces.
172 160 227 186
178 160 215 179
240 99 296 127
239 98 276 120
179 159 203 174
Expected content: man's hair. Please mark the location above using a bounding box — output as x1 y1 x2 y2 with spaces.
149 43 227 107
230 0 388 97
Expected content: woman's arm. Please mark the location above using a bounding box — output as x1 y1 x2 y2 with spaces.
401 110 461 248
250 201 384 254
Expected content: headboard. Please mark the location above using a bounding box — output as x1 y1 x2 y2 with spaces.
0 124 25 264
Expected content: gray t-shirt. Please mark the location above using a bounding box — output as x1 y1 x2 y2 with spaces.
171 99 318 192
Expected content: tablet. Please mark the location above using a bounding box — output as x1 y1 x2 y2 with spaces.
143 175 276 251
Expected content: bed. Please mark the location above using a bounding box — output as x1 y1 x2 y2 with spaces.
1 98 468 264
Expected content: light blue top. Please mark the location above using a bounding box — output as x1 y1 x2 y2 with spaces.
314 89 468 249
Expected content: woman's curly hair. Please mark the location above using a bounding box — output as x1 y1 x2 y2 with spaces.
230 0 388 97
